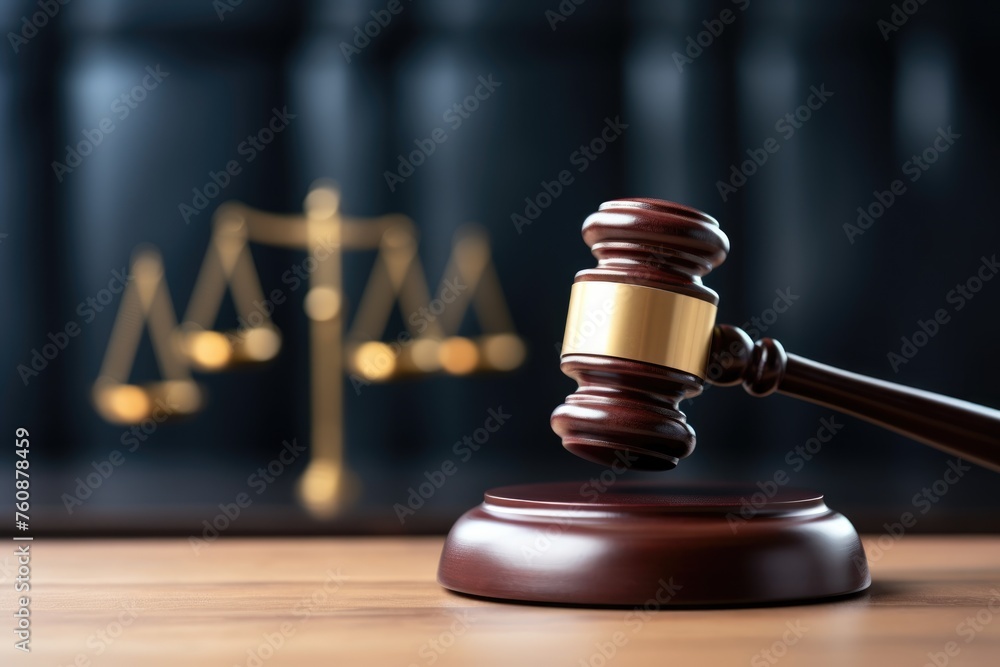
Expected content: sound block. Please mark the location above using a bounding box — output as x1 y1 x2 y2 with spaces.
438 482 870 607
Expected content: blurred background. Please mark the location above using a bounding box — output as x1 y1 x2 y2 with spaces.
3 0 998 535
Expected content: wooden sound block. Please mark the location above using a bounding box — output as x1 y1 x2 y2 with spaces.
438 482 870 607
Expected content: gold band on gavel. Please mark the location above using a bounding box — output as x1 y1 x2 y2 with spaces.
560 281 718 380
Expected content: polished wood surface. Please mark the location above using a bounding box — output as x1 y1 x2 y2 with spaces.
553 198 730 471
552 353 702 470
6 536 1000 666
439 483 869 605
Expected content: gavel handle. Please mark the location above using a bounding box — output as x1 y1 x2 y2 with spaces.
709 324 1000 473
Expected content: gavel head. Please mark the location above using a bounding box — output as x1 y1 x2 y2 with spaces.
550 198 730 471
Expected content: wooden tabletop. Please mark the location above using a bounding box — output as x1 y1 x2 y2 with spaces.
4 536 1000 666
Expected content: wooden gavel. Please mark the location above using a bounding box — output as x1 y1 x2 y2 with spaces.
551 198 1000 472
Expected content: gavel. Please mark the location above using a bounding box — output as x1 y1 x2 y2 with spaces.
551 198 1000 473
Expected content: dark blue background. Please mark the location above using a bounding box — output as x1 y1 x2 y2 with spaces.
3 0 998 534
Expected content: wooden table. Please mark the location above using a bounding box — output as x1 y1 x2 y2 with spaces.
4 536 1000 666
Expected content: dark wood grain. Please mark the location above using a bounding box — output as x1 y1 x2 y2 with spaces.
438 482 869 606
575 198 729 302
555 197 1000 474
550 354 702 470
552 198 730 470
710 324 1000 473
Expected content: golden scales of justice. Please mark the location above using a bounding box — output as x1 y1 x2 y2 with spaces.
91 182 525 517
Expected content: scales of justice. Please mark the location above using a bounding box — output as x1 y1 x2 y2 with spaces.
90 182 525 518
